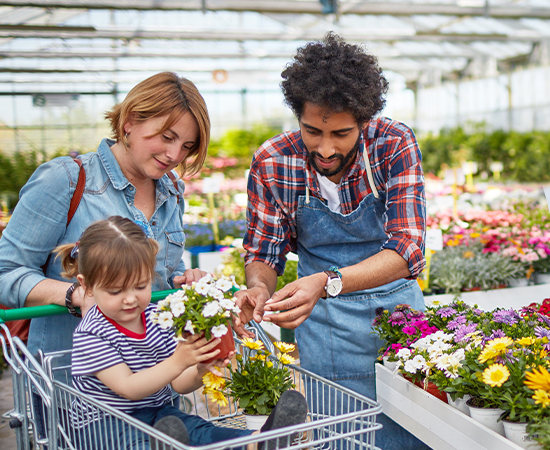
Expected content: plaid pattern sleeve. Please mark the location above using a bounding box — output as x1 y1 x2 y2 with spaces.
244 131 305 275
243 118 426 279
367 120 426 278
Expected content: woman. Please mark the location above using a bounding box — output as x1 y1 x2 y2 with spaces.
0 72 209 361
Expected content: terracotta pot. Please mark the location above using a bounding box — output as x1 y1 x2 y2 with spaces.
403 375 448 403
204 324 235 363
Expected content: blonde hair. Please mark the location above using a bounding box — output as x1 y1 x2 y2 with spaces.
55 216 159 291
105 72 210 176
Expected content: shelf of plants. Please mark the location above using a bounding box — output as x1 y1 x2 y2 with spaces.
376 364 524 450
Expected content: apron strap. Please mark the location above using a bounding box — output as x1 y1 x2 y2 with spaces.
363 147 379 199
305 186 310 204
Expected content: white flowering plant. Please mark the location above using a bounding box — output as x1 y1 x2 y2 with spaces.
152 274 241 341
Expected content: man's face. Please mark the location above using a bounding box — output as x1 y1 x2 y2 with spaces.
300 103 363 184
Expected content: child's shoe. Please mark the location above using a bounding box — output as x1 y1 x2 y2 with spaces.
259 390 308 450
151 415 190 449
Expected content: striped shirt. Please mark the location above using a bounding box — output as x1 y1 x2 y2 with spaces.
71 303 176 427
243 117 426 278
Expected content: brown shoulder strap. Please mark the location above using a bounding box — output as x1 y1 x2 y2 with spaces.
167 171 180 204
67 158 85 226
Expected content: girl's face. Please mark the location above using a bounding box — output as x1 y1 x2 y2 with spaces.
121 112 199 182
79 271 152 330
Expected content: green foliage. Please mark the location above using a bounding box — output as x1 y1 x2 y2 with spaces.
0 150 42 208
226 348 295 415
418 125 550 182
528 417 550 449
209 124 281 160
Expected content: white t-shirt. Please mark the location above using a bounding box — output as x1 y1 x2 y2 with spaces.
316 172 342 213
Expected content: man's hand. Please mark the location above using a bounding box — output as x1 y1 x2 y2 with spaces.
173 268 207 288
262 272 327 329
233 286 271 337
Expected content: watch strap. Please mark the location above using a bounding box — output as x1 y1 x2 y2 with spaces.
65 282 83 318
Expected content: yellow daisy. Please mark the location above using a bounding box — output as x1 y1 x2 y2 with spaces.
525 366 550 392
516 337 535 347
463 251 475 259
274 341 296 354
533 390 550 408
202 371 226 390
482 364 510 387
241 338 264 350
278 353 296 365
206 388 228 407
478 347 499 363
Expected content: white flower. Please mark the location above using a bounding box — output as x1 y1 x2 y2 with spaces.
195 281 210 295
429 331 454 343
215 278 233 292
157 311 174 329
202 301 221 318
404 354 427 374
171 301 186 318
199 273 214 284
411 337 431 350
219 298 236 311
396 348 412 360
167 290 187 304
211 324 228 338
184 320 195 335
208 286 224 301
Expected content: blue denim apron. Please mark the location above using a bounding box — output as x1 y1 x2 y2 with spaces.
294 147 428 450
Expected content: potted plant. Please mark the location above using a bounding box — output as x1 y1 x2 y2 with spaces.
202 338 297 429
152 273 241 362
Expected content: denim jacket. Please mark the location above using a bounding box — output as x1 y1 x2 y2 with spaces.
0 139 187 358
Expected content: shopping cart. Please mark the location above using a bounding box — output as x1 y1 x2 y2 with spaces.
1 290 382 450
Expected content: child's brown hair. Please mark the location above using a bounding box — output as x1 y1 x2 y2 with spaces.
55 216 159 291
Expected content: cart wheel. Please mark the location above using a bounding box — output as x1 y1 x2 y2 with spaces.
180 396 193 414
9 418 22 428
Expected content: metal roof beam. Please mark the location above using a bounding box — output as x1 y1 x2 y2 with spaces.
0 25 546 42
0 0 550 19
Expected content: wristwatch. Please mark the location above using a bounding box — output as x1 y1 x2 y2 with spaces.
322 268 343 299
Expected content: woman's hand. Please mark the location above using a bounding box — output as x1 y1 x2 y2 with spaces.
173 268 208 288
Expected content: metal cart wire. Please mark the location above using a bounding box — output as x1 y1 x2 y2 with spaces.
0 291 382 450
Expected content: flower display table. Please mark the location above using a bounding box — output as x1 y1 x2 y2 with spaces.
375 364 524 450
425 283 549 311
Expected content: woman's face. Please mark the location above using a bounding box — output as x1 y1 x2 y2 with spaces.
123 112 199 181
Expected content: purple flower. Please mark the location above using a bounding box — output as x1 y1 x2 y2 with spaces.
389 311 406 326
473 308 483 315
454 324 477 342
535 326 550 350
436 307 457 318
447 315 467 330
394 304 411 312
493 309 519 325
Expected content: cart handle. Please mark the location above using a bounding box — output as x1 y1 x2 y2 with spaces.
0 289 179 324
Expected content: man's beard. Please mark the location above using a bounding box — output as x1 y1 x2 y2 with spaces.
307 135 361 178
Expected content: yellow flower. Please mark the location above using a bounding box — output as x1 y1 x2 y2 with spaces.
241 338 264 350
463 251 475 259
204 388 228 407
482 364 510 387
516 337 536 347
278 353 296 365
255 354 267 361
478 348 499 363
274 342 296 354
471 232 480 238
267 361 273 368
525 366 550 392
202 371 225 390
533 390 550 408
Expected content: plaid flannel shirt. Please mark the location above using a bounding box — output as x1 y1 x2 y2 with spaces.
243 117 426 279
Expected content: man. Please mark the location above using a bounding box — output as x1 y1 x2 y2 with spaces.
235 33 429 450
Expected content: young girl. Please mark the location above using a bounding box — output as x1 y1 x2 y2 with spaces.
56 216 307 450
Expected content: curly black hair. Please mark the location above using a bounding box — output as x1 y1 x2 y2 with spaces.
281 32 389 125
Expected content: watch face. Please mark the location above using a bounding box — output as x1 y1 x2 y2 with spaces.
327 279 343 296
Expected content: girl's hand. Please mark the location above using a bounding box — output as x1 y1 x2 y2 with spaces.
198 350 236 377
173 269 208 288
172 333 221 369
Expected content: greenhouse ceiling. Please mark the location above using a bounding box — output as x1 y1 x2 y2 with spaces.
0 0 550 96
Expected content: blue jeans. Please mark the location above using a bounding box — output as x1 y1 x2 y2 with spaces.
77 404 253 450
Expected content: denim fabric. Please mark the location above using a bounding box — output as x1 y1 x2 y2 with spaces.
0 139 186 363
294 190 429 450
76 404 253 450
